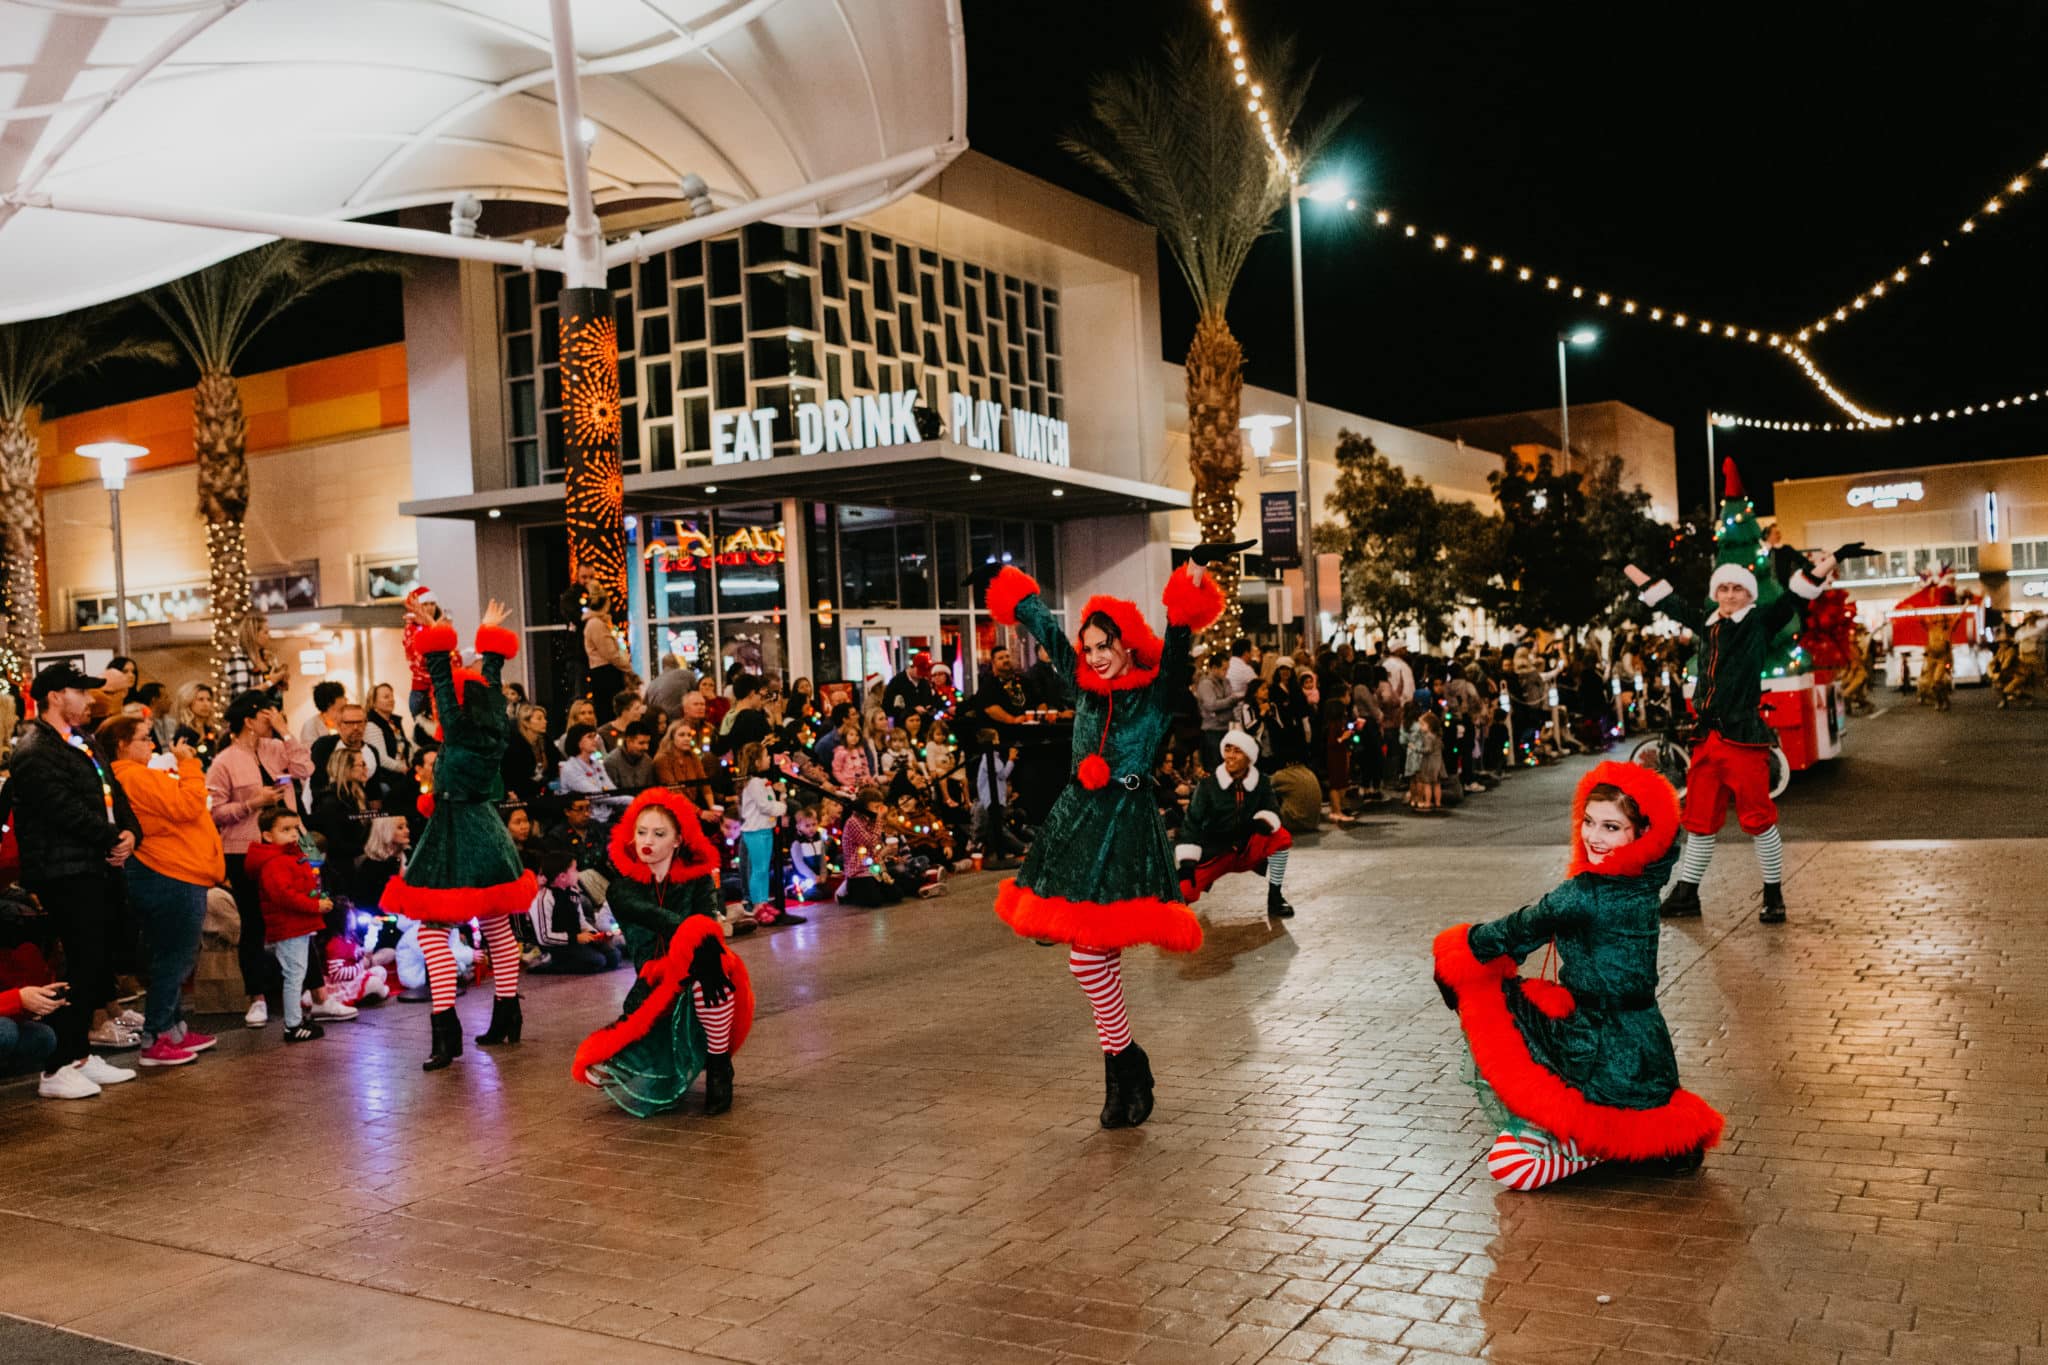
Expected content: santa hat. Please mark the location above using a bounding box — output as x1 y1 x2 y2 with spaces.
1709 563 1757 597
1720 457 1744 501
1219 728 1260 765
405 585 436 608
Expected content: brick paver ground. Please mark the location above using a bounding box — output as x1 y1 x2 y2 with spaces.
0 692 2041 1364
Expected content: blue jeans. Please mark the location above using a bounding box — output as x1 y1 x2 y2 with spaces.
742 828 774 906
0 1014 56 1076
125 861 209 1041
269 934 312 1027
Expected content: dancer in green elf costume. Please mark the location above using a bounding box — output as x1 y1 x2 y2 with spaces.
1433 761 1723 1190
979 552 1226 1129
382 599 538 1072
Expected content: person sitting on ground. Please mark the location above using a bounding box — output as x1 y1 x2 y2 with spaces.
249 806 352 1043
787 805 837 903
839 784 910 907
830 710 879 792
527 846 623 974
1175 729 1294 920
0 976 61 1081
887 774 955 872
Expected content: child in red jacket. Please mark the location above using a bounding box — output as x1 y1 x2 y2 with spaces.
249 808 335 1043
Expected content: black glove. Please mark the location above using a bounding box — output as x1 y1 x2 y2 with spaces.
1191 539 1257 567
688 933 733 1007
1435 974 1458 1011
1177 860 1196 886
1832 541 1877 562
964 560 1009 596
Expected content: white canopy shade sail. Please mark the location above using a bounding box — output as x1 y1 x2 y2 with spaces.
0 0 966 321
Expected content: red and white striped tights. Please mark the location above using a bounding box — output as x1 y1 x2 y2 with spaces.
1487 1130 1600 1190
689 982 736 1054
1068 947 1131 1054
416 917 522 1012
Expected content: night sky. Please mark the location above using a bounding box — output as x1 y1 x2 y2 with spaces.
47 2 2048 518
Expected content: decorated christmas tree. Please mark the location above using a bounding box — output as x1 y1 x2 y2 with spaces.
1708 458 1809 679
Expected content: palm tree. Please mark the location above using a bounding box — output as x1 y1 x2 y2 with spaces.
0 311 171 676
142 242 397 691
1064 28 1346 645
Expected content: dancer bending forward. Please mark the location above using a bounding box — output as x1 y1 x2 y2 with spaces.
981 557 1223 1129
1433 762 1723 1190
573 788 753 1117
1175 728 1294 919
382 601 538 1071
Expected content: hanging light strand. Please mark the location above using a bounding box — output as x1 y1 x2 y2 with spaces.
1207 0 1291 176
1716 385 2046 433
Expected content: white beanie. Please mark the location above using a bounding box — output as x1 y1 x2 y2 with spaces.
1708 562 1757 597
1220 728 1259 764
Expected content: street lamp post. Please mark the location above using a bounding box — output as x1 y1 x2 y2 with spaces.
1286 178 1354 653
1556 328 1597 473
77 441 147 658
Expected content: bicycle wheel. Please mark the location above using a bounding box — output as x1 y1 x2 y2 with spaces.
1628 738 1688 798
1766 744 1791 798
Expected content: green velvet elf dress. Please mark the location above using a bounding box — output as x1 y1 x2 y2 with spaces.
572 788 754 1117
985 563 1224 953
1432 761 1725 1166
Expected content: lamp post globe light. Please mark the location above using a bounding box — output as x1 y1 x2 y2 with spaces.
76 441 147 657
1286 174 1354 651
1556 328 1597 474
1238 412 1292 462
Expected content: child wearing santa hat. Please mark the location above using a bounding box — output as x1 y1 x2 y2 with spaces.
400 585 444 726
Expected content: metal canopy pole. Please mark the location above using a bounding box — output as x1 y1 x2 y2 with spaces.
546 0 605 291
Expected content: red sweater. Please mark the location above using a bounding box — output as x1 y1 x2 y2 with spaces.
248 840 326 943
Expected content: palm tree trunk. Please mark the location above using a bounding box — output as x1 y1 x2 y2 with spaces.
1185 310 1246 648
0 415 44 672
194 369 252 693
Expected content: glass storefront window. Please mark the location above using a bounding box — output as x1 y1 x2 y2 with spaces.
714 505 788 615
839 505 899 609
897 517 932 609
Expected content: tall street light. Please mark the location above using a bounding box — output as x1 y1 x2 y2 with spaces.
77 441 147 658
1556 328 1597 474
1287 176 1355 651
1704 410 1735 508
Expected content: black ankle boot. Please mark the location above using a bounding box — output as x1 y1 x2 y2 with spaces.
1267 884 1295 919
1118 1043 1154 1128
704 1054 734 1116
1659 881 1703 919
475 996 523 1046
1759 882 1787 924
1098 1050 1128 1129
422 1009 462 1071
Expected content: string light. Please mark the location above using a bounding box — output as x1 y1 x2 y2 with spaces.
1715 386 2045 433
1207 0 1290 175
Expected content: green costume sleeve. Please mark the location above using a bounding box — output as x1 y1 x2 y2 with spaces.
1157 621 1195 693
1013 590 1076 683
1179 780 1226 852
1646 583 1708 635
1466 883 1591 965
424 642 461 728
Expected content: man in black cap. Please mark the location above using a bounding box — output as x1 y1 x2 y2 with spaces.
9 663 145 1099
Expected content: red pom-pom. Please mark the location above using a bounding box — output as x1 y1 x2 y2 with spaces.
985 566 1040 626
1521 979 1577 1020
1162 564 1225 631
416 792 436 819
474 625 520 661
416 621 459 656
1076 753 1111 790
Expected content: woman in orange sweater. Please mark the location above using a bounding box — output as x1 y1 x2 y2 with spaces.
102 716 226 1069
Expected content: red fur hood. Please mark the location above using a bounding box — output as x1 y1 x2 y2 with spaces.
1567 760 1681 879
607 787 721 884
1072 593 1165 693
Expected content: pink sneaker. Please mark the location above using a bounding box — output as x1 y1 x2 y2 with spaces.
137 1038 197 1068
170 1027 217 1053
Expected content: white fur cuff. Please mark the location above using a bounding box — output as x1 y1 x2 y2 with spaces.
1789 571 1823 600
1174 844 1202 864
1254 811 1281 831
1641 581 1674 606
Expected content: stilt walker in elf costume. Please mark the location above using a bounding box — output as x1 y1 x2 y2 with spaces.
978 550 1227 1129
1433 762 1723 1190
1624 459 1838 925
572 787 754 1117
1175 728 1295 920
381 599 540 1070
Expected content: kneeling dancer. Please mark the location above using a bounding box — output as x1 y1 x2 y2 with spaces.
573 788 754 1117
1175 728 1294 919
381 600 537 1070
1433 762 1723 1189
981 556 1224 1129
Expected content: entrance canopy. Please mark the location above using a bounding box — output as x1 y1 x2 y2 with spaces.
0 0 966 321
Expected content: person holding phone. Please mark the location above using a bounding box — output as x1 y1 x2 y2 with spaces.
1 979 64 1088
207 691 315 1028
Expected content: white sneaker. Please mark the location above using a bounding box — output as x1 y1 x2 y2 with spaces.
307 999 358 1022
78 1054 136 1086
38 1064 101 1100
87 1021 139 1049
116 1008 144 1029
244 998 268 1028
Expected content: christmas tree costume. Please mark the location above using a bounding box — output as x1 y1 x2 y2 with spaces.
1174 728 1294 919
572 788 754 1117
1638 459 1828 925
1434 762 1723 1190
983 562 1224 1128
382 621 538 1069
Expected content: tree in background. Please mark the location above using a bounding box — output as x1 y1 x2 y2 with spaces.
0 310 170 679
1317 431 1497 645
1485 452 1603 633
1580 454 1676 628
143 243 397 692
1064 28 1348 648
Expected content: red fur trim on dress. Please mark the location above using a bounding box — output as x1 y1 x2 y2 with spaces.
986 566 1039 626
572 917 754 1084
607 788 721 884
995 878 1203 953
1433 924 1723 1160
1567 760 1682 878
1072 594 1163 694
1162 564 1225 631
383 870 539 926
415 622 459 656
474 625 520 661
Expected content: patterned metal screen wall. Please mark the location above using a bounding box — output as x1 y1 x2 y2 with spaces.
500 223 1066 487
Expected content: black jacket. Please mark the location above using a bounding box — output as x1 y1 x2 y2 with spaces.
4 720 143 887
